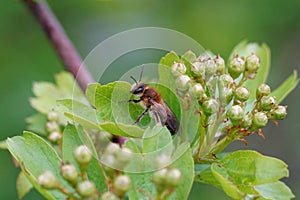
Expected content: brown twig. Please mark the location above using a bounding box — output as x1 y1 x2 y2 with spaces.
23 0 94 91
22 0 125 145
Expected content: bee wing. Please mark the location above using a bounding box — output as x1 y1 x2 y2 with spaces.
149 99 168 125
162 100 180 134
150 99 179 135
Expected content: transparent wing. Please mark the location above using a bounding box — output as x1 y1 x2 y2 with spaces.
149 99 168 125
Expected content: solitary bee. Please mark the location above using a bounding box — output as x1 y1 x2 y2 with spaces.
129 67 179 135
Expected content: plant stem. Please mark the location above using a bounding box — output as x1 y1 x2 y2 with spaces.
23 0 94 91
22 0 126 145
198 110 225 158
210 128 240 154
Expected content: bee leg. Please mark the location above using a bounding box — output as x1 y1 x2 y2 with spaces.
133 107 150 125
128 99 142 103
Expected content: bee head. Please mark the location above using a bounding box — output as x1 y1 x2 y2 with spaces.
130 82 145 96
130 66 145 96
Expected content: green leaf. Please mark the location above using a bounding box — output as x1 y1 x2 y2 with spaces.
219 150 288 185
57 99 102 129
0 139 7 149
205 150 291 199
17 171 33 199
55 72 84 100
30 82 60 113
124 139 141 154
6 132 70 200
85 83 101 107
129 102 151 126
181 50 196 63
229 41 271 101
211 163 244 199
194 164 221 190
125 126 172 200
25 113 47 136
125 128 194 199
29 71 87 125
124 139 151 200
181 50 197 76
270 70 299 104
99 122 144 138
94 81 145 125
254 181 295 200
159 51 180 68
169 143 194 200
62 124 107 193
142 125 173 154
94 81 126 122
125 125 173 173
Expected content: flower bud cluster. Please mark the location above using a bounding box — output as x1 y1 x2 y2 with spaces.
170 51 287 149
152 154 182 197
101 143 133 176
45 110 62 144
38 145 99 199
99 143 133 198
225 83 287 133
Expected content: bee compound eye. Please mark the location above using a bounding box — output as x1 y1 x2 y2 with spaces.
133 87 143 94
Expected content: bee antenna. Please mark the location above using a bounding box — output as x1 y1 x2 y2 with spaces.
130 76 138 84
139 64 145 82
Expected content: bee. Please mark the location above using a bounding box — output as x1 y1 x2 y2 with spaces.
128 67 179 135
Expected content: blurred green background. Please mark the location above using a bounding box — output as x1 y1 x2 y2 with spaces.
1 0 299 199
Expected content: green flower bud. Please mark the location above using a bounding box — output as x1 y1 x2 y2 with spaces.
256 83 271 99
218 74 234 88
253 112 268 129
60 164 78 185
191 61 205 78
228 56 245 79
171 62 186 77
214 55 225 74
101 154 116 176
98 131 113 147
227 105 244 126
241 113 253 128
105 143 121 156
219 87 234 106
74 145 92 170
188 83 205 99
48 131 62 143
175 75 191 91
245 53 260 73
259 96 276 111
45 121 60 133
205 59 217 79
235 86 250 102
155 154 172 169
268 105 287 120
101 191 120 200
113 175 131 196
152 168 168 186
47 111 59 122
202 98 219 116
38 171 60 190
77 180 96 198
115 147 133 169
165 168 182 188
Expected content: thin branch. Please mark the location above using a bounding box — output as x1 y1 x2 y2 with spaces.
23 0 125 145
23 0 94 91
